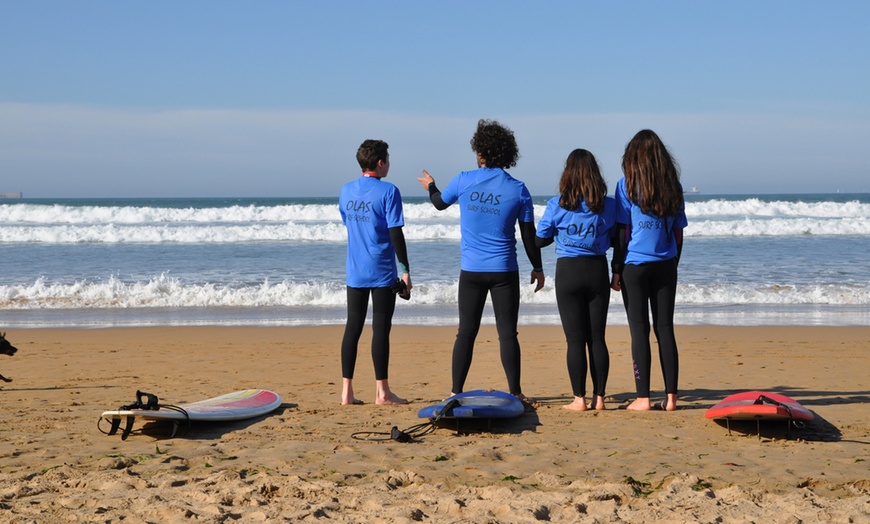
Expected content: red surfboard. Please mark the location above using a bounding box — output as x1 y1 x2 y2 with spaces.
705 391 814 422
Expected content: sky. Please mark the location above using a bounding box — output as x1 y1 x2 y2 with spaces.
1 1 868 198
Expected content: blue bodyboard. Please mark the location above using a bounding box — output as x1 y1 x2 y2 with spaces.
417 389 525 419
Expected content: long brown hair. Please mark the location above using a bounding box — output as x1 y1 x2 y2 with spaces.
621 129 683 217
559 149 607 213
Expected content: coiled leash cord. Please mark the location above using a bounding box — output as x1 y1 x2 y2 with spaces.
351 398 461 443
97 390 191 440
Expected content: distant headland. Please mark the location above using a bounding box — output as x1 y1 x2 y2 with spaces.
0 192 22 198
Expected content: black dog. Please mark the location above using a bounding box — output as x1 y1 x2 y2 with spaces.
0 332 17 382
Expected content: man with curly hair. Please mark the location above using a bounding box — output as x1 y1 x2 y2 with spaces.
418 119 544 400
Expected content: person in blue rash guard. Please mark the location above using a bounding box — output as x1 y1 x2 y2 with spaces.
610 129 687 412
417 119 544 400
338 139 411 406
535 149 616 412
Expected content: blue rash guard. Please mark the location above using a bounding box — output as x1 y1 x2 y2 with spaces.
339 175 404 288
440 167 535 272
614 177 687 265
536 196 617 258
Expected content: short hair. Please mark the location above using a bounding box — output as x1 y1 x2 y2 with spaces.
469 119 519 169
356 139 389 171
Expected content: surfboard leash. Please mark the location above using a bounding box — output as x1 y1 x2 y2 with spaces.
753 394 807 439
350 398 462 443
97 390 191 440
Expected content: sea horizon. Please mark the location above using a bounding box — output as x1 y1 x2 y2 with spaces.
6 190 868 201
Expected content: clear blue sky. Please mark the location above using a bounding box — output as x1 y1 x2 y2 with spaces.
2 1 868 197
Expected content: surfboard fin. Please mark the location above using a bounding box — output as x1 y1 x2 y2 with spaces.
753 394 800 439
107 417 121 436
434 398 461 419
121 416 135 440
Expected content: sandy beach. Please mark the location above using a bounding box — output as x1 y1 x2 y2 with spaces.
1 324 868 523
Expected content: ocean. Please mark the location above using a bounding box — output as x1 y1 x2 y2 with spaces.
1 193 868 328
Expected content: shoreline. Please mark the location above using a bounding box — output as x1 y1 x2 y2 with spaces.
4 302 869 330
1 325 868 522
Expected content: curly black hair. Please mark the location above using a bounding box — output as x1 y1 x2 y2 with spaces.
469 119 519 169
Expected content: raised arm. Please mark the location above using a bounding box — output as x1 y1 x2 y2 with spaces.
417 170 450 210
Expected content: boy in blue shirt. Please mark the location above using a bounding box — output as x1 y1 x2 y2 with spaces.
339 139 411 405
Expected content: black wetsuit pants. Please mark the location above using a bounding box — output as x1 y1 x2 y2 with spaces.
555 256 610 398
620 258 679 397
452 270 522 396
341 286 396 381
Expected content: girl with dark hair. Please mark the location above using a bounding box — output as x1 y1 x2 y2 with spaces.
536 149 616 411
611 129 687 411
417 119 544 400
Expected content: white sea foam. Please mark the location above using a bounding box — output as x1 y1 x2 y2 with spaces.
0 202 458 225
685 217 870 236
1 199 868 243
2 276 866 310
676 282 870 305
2 196 868 328
2 198 865 224
0 222 350 243
6 218 868 243
685 198 870 219
0 276 347 309
0 203 339 224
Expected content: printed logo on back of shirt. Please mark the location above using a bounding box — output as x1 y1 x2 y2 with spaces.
466 191 502 215
636 219 664 230
345 200 373 222
566 221 601 239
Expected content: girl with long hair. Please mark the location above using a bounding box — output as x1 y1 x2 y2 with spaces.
611 129 687 411
536 149 616 411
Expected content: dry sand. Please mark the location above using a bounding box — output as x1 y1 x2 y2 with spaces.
1 325 868 523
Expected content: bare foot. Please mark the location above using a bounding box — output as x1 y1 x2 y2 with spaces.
341 378 359 406
563 397 589 411
625 398 652 411
593 395 607 410
376 392 408 405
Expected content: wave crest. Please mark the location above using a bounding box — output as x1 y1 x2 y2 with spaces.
2 276 866 309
